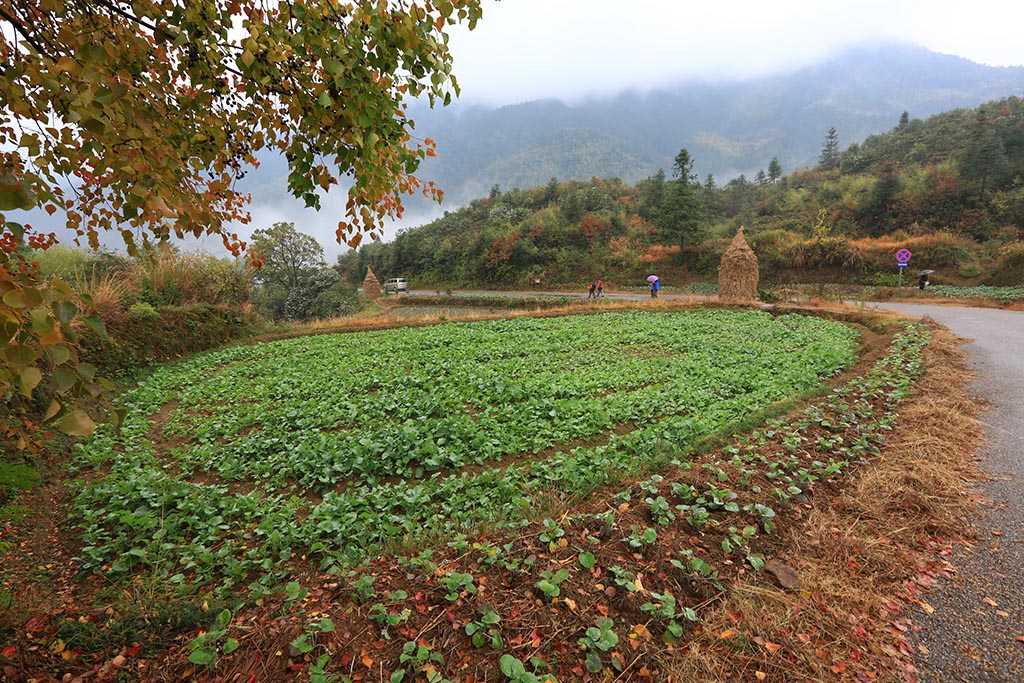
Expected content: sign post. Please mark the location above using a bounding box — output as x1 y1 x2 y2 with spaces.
895 249 912 295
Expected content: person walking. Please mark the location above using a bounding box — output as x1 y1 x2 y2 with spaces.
918 272 929 291
596 279 604 297
587 281 596 298
650 279 660 298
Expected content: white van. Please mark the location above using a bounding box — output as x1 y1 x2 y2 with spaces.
383 278 408 293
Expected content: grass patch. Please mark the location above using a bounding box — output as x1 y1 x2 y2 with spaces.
0 463 41 492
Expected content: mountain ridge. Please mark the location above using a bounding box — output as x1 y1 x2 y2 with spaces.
404 41 1024 205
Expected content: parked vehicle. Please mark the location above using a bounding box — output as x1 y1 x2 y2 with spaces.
384 278 408 293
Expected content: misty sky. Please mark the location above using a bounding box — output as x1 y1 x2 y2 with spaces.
447 0 1024 104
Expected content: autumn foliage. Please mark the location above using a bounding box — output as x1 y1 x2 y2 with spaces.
0 0 483 447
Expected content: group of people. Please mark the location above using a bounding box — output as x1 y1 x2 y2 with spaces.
587 279 605 298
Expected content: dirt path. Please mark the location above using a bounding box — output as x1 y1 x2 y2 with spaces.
872 303 1024 681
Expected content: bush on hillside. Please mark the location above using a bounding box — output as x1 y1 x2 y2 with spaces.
986 242 1024 286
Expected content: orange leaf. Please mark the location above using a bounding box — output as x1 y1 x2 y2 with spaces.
796 633 811 643
1015 635 1024 643
755 672 767 681
719 629 737 639
764 641 782 654
830 661 846 673
2 644 16 658
982 597 998 607
361 655 373 668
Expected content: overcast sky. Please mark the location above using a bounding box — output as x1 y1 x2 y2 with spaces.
446 0 1024 104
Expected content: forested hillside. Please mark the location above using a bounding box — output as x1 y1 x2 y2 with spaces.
405 43 1024 206
341 96 1024 289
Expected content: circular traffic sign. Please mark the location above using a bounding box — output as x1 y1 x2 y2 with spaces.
896 248 912 264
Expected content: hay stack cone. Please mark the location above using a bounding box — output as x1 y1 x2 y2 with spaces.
717 227 759 301
363 266 381 300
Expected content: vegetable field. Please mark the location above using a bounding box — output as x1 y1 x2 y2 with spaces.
72 310 858 593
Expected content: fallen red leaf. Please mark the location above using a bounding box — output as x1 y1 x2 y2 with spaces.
763 641 781 654
1 645 16 658
1015 635 1024 643
530 628 542 648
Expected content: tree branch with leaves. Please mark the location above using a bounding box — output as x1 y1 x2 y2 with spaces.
0 0 485 448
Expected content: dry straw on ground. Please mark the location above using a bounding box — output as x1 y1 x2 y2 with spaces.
362 266 381 300
718 227 760 301
664 324 983 682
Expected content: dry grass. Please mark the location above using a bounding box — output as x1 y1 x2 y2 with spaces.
719 228 760 302
80 270 131 329
663 326 982 682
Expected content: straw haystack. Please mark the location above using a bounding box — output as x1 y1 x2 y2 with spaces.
717 227 759 301
363 266 381 300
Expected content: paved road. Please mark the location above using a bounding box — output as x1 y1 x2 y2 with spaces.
872 303 1024 682
405 288 706 301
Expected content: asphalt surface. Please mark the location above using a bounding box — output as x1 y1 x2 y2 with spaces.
872 303 1024 682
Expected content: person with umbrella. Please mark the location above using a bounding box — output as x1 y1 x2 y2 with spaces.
918 270 933 291
647 275 660 298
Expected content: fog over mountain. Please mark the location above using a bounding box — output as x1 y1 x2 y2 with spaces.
24 42 1024 259
406 43 1024 206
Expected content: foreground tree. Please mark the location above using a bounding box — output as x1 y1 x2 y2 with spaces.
0 0 484 447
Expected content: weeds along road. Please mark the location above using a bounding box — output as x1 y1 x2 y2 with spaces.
872 303 1024 682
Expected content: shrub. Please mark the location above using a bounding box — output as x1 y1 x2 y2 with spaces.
860 272 900 287
128 302 159 320
986 242 1024 286
957 263 985 279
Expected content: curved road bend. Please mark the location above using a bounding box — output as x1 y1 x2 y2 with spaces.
871 303 1024 682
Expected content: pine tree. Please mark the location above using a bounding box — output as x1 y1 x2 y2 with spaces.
660 148 704 246
818 127 840 170
767 157 783 183
960 116 1011 204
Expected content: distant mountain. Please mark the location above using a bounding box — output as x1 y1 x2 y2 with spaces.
407 41 1024 205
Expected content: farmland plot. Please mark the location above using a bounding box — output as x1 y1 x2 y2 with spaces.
71 310 859 592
